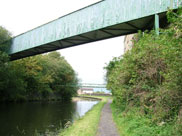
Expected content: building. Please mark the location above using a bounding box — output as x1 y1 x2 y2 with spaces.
77 88 94 95
77 89 83 95
124 34 135 53
82 88 94 94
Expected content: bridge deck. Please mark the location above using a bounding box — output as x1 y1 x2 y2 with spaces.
9 0 181 60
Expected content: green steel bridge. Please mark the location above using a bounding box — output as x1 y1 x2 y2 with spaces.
57 83 107 88
8 0 182 60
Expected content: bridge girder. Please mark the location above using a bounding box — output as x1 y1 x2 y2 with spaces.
8 0 182 60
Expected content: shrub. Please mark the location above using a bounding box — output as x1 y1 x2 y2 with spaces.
106 8 182 124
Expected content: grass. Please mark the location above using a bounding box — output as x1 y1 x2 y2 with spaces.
59 96 108 136
110 103 182 136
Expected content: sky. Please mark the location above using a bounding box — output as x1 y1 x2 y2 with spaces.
0 0 124 84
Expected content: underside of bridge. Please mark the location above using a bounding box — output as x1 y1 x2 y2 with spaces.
8 0 182 60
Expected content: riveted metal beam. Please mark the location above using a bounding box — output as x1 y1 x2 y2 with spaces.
66 38 88 42
79 35 93 41
105 28 136 31
125 22 140 30
58 40 63 47
99 29 115 36
63 40 75 45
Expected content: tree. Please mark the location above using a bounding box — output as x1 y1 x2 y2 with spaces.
0 26 12 52
0 26 78 102
0 26 27 101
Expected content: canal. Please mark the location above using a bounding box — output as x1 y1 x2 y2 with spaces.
0 98 99 136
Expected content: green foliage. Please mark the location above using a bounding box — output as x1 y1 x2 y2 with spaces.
0 26 26 101
0 26 78 102
0 26 12 52
111 103 182 136
10 52 78 101
106 8 182 135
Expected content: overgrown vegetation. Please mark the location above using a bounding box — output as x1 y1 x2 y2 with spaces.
0 26 78 102
105 9 182 135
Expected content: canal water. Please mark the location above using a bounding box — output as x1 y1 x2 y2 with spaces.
0 98 99 136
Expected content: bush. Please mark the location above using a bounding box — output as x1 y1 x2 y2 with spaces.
106 8 182 127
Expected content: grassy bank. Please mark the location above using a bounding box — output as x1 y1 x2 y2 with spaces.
111 103 182 136
59 96 108 136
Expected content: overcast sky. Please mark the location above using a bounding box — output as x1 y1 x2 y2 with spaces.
0 0 124 84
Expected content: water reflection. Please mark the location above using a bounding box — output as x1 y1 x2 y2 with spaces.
0 98 98 136
76 101 98 117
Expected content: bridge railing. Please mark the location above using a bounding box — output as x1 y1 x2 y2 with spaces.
55 83 107 88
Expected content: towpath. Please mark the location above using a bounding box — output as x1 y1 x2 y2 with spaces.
97 99 119 136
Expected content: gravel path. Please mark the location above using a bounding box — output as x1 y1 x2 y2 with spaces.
97 99 119 136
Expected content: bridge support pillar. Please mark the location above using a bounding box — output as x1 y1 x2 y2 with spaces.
155 14 160 35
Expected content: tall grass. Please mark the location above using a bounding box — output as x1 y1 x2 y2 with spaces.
111 103 182 136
